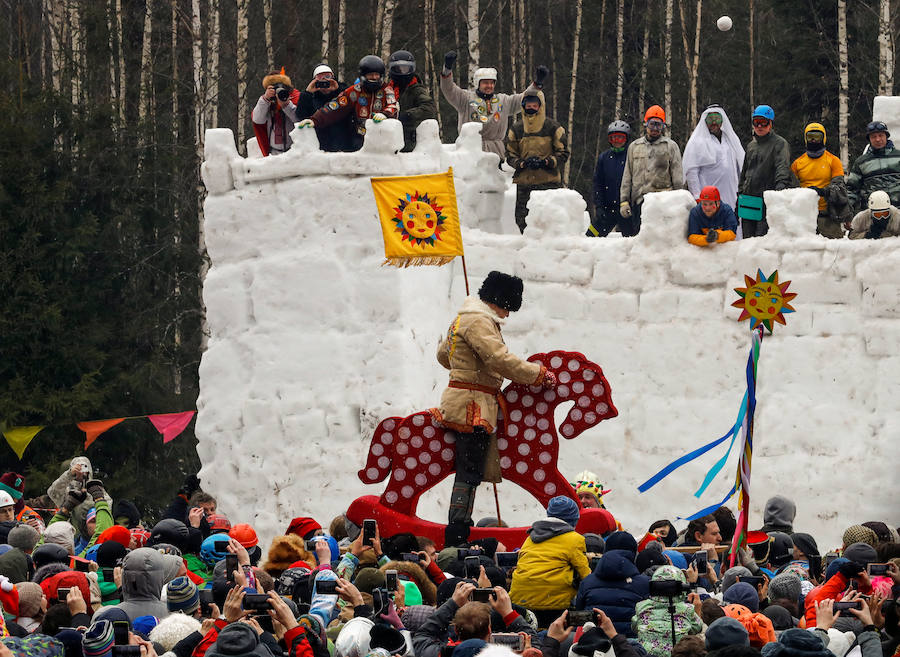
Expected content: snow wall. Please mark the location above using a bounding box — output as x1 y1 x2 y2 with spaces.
198 117 900 551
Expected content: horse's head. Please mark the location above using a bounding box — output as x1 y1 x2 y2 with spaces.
528 351 618 440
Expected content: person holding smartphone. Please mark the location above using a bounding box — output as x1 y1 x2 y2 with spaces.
297 64 354 153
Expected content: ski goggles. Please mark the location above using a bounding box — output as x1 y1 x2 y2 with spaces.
646 119 665 130
873 209 891 219
705 113 723 126
752 118 771 128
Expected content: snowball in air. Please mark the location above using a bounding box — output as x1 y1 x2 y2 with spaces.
717 15 733 31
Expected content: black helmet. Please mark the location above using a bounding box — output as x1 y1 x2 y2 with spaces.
388 50 416 81
359 55 386 77
867 120 890 137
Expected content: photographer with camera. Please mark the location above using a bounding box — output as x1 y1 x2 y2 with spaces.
297 65 355 153
251 68 301 157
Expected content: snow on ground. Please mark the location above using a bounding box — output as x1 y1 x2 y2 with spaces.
198 118 900 550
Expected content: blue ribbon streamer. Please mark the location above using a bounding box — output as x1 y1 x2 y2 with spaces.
678 484 738 521
693 390 748 498
637 429 734 493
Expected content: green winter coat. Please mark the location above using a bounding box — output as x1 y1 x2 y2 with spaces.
185 553 213 583
738 131 794 197
391 78 438 152
846 142 900 211
97 570 122 606
42 497 114 557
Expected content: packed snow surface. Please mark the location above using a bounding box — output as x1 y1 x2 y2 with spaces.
198 119 899 550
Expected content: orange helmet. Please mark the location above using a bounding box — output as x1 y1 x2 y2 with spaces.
207 514 231 534
644 105 666 123
697 186 721 202
229 523 259 548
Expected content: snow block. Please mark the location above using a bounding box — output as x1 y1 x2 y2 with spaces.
201 128 240 194
586 292 639 322
856 247 900 285
862 284 900 317
789 274 861 305
516 246 594 284
525 188 588 238
863 320 900 356
765 188 818 237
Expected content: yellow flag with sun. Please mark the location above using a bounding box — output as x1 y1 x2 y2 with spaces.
370 168 465 267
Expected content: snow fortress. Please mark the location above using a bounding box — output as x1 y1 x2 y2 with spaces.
199 117 899 550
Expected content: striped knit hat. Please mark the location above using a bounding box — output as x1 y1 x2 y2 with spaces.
166 576 199 614
82 620 115 657
86 508 98 524
130 527 151 548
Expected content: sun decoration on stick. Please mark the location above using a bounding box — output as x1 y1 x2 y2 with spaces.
732 269 797 332
391 192 447 247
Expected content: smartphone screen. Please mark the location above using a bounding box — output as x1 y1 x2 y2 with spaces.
363 519 376 546
225 554 239 580
113 620 130 646
465 556 480 580
385 570 398 591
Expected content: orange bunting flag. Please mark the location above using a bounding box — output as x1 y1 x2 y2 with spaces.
148 411 196 443
3 426 45 459
78 418 126 449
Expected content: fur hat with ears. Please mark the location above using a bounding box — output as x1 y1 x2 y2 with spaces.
478 271 524 312
262 67 291 89
261 534 315 578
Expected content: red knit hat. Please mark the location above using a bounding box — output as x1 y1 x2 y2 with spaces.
96 525 132 548
285 517 321 539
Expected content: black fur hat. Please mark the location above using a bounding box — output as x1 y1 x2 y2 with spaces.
478 271 523 312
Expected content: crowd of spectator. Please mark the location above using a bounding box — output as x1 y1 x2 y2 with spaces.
1 462 899 657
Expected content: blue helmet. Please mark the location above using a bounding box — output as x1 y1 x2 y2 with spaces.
752 105 775 121
200 534 229 566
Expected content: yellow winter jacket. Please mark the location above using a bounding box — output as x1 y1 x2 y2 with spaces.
509 519 592 610
791 123 844 212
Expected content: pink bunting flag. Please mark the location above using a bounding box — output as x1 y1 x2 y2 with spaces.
148 411 196 443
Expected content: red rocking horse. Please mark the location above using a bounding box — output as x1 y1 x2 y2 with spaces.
348 351 619 548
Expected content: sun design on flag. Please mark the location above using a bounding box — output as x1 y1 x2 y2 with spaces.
392 192 447 246
732 269 797 332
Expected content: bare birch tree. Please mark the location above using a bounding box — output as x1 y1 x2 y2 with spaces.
236 0 249 153
638 18 650 113
380 0 397 60
337 0 346 78
191 0 203 151
677 0 702 129
206 0 220 129
139 0 154 123
172 0 179 143
565 0 583 183
878 0 893 95
322 0 330 64
68 0 82 106
467 0 479 80
374 1 384 54
838 0 849 167
107 0 117 104
749 0 755 108
116 0 125 122
424 0 441 129
45 0 61 94
546 5 557 118
264 0 273 70
665 0 673 118
614 0 624 119
516 0 526 89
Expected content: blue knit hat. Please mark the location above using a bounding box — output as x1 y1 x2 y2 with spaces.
723 581 760 612
82 620 115 657
546 496 580 527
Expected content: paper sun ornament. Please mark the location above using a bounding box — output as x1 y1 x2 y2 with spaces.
732 269 797 332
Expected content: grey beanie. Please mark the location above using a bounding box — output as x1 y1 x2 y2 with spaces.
842 542 878 566
768 572 802 604
721 566 753 593
8 524 41 553
706 617 750 650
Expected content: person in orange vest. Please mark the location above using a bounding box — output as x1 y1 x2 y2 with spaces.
687 186 738 247
0 472 45 532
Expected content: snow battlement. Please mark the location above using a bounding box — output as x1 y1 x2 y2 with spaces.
198 119 899 548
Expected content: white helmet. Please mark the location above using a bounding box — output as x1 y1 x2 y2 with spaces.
473 67 497 87
0 490 14 509
868 190 891 212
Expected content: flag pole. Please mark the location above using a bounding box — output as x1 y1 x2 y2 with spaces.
461 255 502 525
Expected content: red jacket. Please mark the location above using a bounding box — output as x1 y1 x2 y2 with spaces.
804 572 873 627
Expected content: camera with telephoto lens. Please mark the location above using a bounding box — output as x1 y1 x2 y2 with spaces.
274 83 292 101
649 579 691 596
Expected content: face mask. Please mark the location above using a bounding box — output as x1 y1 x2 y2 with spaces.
361 77 382 93
523 107 539 115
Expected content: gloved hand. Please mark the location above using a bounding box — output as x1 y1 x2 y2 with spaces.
63 489 87 513
809 186 826 197
541 157 556 169
706 229 719 243
838 561 865 578
297 118 315 128
620 201 632 218
542 371 558 389
379 600 404 630
178 474 201 497
867 216 889 239
525 156 543 170
372 113 386 123
444 51 458 71
535 65 550 87
85 479 106 502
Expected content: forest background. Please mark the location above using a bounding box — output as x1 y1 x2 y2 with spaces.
0 0 892 518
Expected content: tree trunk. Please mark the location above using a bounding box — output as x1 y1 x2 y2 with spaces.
467 0 479 82
206 0 220 129
424 0 441 129
107 0 117 105
139 0 153 124
838 0 849 167
264 0 273 70
516 0 526 89
337 0 346 78
321 0 330 64
237 0 249 153
565 0 583 184
664 0 673 119
172 0 179 143
69 0 82 106
614 0 624 119
594 0 609 163
45 0 61 94
677 0 702 131
638 16 650 113
117 0 125 122
878 0 893 95
374 0 384 54
191 0 203 150
749 0 755 108
380 0 396 61
547 3 557 118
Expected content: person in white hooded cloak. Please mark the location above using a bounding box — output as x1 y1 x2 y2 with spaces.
683 106 744 209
